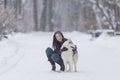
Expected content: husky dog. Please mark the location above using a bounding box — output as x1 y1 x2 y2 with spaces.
61 39 78 72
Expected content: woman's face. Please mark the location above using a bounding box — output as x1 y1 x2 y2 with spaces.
55 33 63 42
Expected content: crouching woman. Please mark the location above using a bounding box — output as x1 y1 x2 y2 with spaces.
45 31 68 71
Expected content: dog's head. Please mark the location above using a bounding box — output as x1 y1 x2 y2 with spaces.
61 39 75 50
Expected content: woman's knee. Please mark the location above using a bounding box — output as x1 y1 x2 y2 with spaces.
51 53 61 62
45 47 53 56
45 48 62 63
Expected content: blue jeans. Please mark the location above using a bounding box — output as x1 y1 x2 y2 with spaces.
45 47 65 71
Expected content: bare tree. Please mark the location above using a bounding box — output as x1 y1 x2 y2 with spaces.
33 0 38 31
0 3 16 34
90 0 120 31
40 0 54 31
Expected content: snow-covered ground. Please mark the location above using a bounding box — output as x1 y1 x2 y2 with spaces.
0 31 120 80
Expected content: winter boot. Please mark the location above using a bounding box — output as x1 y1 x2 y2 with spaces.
56 61 65 71
49 58 56 71
51 65 56 71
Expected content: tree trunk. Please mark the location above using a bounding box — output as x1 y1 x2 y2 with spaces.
33 0 38 31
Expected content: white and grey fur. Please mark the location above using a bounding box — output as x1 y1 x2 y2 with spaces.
61 39 78 72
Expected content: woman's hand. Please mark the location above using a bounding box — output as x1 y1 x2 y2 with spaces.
72 45 77 52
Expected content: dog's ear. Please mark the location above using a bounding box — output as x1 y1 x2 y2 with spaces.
68 39 73 44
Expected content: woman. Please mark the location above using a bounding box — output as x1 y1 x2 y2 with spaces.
45 31 68 71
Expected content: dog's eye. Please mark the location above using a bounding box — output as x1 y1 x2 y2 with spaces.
71 46 74 48
69 42 72 44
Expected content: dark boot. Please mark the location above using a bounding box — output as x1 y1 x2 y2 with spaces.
56 61 65 71
49 58 56 71
51 65 56 71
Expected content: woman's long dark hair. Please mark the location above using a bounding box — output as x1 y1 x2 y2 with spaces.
52 31 66 49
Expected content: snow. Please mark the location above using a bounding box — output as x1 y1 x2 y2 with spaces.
0 31 120 80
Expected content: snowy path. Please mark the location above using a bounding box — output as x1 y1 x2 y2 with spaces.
0 32 120 80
